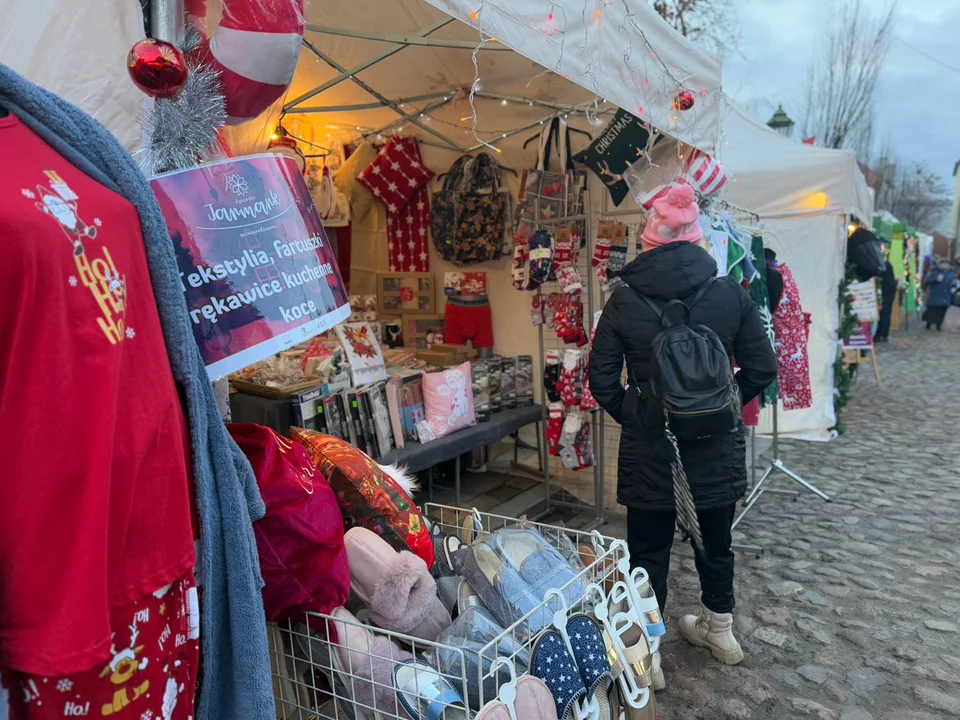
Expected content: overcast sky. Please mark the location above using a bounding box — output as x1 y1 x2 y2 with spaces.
722 0 960 209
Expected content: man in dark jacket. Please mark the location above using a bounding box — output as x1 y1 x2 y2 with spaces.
922 258 956 330
874 261 897 342
589 183 777 676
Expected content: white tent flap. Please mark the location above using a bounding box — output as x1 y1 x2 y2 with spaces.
718 104 873 222
422 0 723 153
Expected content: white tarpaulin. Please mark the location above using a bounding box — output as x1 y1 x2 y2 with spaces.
717 104 873 222
0 0 147 153
421 0 724 152
718 104 875 441
2 0 724 159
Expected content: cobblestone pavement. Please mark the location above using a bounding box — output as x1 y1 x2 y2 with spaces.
600 319 960 720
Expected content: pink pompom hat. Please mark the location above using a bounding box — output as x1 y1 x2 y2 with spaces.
640 180 703 251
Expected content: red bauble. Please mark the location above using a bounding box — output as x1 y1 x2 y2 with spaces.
674 90 696 112
127 39 188 99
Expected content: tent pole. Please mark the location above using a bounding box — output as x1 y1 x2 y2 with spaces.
285 19 455 110
300 39 467 152
474 92 619 114
304 25 512 50
150 0 184 45
365 97 456 139
287 93 451 114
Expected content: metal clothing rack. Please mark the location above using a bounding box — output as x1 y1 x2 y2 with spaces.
530 189 605 527
732 401 832 536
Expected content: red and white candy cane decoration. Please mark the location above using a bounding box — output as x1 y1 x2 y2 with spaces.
683 149 729 198
186 0 304 125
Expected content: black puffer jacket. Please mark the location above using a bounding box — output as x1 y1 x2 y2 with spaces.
589 242 777 511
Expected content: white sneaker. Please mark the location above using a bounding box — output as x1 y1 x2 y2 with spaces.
651 650 665 690
678 603 744 665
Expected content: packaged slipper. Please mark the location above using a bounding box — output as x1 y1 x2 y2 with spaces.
432 606 531 711
458 528 585 639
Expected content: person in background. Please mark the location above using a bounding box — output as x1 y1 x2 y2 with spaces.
589 182 777 681
922 258 956 331
874 260 898 342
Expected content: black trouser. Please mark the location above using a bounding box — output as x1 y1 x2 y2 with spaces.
875 304 892 340
926 305 948 329
627 503 737 614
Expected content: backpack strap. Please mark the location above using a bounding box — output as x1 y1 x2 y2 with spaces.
686 276 717 311
633 275 718 326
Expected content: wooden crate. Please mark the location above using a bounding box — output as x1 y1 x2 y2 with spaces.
401 313 445 350
377 272 436 316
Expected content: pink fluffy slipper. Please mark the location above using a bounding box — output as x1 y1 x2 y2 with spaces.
331 607 413 719
346 527 452 641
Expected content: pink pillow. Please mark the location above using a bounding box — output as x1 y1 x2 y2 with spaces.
421 361 477 439
357 138 435 213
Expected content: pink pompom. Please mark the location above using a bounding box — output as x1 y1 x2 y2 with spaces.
665 182 696 207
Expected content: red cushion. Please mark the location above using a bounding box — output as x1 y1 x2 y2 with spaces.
229 424 350 623
357 138 435 213
290 429 435 569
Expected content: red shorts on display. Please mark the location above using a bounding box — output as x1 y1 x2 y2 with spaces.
444 298 494 349
2 575 199 720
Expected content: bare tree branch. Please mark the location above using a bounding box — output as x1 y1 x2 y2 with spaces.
653 0 741 58
804 0 896 153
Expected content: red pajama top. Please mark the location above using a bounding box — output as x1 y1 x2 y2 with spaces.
0 112 196 676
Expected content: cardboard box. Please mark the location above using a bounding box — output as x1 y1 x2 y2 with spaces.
431 343 478 359
416 351 466 367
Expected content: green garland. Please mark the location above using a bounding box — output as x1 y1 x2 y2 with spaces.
831 262 859 434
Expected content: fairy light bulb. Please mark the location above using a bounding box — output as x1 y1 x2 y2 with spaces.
501 99 508 106
471 10 478 20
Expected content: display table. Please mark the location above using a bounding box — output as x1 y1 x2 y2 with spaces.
380 405 543 472
230 391 297 431
380 404 544 505
230 390 546 505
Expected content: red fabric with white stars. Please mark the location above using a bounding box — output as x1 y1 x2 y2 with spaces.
358 139 432 272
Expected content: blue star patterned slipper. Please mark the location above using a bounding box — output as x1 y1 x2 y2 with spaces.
531 630 587 720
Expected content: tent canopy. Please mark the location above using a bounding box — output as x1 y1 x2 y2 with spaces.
718 104 874 223
714 104 874 442
245 0 723 156
1 0 724 162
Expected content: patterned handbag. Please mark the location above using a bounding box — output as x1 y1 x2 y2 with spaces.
431 153 509 265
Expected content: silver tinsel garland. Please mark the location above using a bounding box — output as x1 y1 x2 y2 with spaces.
139 62 227 174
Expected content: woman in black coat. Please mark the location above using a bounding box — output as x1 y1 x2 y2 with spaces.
589 184 777 674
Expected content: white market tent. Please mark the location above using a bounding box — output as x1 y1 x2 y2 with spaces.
2 0 727 509
717 104 874 441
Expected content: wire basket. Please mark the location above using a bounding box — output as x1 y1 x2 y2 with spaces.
269 504 628 720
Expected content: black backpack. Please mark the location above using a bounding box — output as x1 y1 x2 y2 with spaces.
636 277 740 440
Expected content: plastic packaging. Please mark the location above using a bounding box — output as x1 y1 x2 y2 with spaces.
459 528 585 639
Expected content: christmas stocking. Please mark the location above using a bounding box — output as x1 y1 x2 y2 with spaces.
544 351 562 403
574 421 595 469
557 349 584 408
592 227 612 291
607 243 629 292
555 264 583 294
546 403 565 456
559 412 582 470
